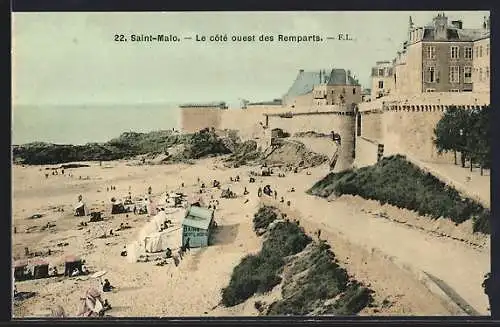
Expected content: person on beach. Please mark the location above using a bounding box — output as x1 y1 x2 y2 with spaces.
102 279 114 292
184 238 191 251
258 187 262 197
274 190 277 200
280 197 284 203
243 187 249 195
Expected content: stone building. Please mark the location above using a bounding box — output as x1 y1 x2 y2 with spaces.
472 16 490 93
282 68 362 108
378 13 490 95
371 61 394 99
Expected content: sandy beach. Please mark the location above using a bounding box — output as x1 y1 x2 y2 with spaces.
12 156 490 317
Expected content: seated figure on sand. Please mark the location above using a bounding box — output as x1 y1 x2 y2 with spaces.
102 279 114 293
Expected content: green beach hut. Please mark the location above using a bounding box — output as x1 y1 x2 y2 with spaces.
181 206 215 248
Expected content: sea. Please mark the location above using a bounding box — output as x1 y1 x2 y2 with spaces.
12 104 180 145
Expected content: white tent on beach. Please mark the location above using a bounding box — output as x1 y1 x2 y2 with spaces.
132 209 185 256
74 201 88 217
144 227 182 253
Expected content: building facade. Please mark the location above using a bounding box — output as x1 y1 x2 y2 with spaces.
371 61 394 99
472 18 490 93
379 13 490 96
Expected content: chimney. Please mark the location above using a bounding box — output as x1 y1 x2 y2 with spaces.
451 20 463 29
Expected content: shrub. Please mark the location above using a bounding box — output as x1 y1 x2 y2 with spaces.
221 221 311 307
253 206 279 231
308 155 490 234
267 241 373 316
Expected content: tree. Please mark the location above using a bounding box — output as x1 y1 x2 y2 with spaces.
466 106 490 174
433 106 470 166
434 106 491 173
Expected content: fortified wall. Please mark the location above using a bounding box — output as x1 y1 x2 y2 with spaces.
181 107 223 134
265 105 356 172
355 92 490 167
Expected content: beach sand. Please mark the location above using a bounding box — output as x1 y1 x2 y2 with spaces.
12 157 489 317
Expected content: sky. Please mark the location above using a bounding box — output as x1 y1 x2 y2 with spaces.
12 11 489 108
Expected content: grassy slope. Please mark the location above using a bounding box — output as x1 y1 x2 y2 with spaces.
221 206 374 315
307 155 490 234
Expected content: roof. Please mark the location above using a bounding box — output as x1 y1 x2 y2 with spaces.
182 206 214 230
31 259 49 266
64 255 81 263
13 260 28 268
326 69 359 86
282 69 360 101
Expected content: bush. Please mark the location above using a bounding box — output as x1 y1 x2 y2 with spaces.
253 206 279 231
267 241 373 316
308 155 490 234
221 221 311 307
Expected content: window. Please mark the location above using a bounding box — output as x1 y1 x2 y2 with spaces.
378 80 384 89
464 47 473 59
450 89 460 92
450 46 459 59
425 88 435 92
486 67 490 80
486 43 490 56
463 66 472 83
352 88 356 94
427 46 436 59
449 66 460 83
479 46 483 57
427 67 436 83
378 69 384 76
474 46 478 57
479 68 483 81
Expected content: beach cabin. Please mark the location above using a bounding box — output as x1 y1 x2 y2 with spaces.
13 260 29 281
181 206 215 248
32 259 49 279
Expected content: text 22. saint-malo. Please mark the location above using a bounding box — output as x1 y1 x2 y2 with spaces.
114 34 180 42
